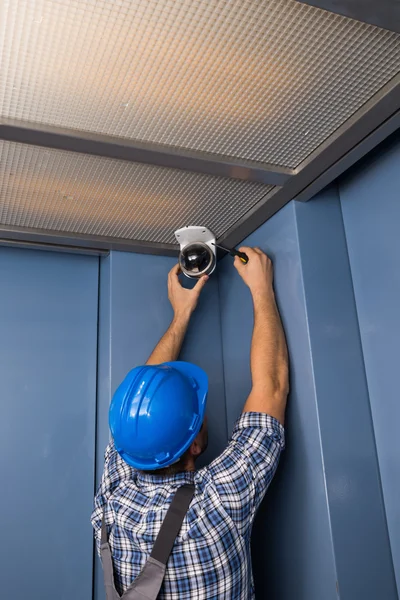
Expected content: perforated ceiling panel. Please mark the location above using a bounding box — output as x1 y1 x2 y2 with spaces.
0 0 399 169
0 140 274 243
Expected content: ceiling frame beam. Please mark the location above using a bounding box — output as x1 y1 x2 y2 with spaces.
0 118 292 187
0 224 178 257
295 0 400 34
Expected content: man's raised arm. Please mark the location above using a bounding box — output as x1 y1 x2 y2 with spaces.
146 264 208 365
234 247 289 425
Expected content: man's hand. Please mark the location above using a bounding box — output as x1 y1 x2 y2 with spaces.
233 247 273 296
168 264 208 319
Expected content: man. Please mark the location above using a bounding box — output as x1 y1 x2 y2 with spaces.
91 247 289 599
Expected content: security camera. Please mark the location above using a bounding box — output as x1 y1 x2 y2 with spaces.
174 226 216 279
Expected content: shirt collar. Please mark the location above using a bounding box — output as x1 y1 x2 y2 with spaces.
137 470 196 486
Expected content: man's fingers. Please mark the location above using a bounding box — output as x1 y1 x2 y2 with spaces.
239 246 266 257
234 255 245 271
239 246 258 259
168 264 182 294
169 263 180 278
239 246 258 254
193 275 209 294
168 263 181 284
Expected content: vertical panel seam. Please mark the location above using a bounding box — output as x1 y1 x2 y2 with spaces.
216 267 229 443
92 256 101 600
293 197 340 594
338 187 399 597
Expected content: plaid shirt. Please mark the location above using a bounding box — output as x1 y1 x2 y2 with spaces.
91 412 285 599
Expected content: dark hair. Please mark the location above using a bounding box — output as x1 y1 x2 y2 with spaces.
141 421 205 476
140 448 191 476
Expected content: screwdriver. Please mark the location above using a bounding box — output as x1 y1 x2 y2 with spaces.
212 242 249 264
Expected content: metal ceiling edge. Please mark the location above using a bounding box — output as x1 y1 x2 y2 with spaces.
0 238 109 257
295 0 400 34
293 74 400 175
0 119 292 186
294 110 400 202
0 225 179 257
219 74 400 248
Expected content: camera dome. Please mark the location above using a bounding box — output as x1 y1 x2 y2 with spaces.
179 242 215 279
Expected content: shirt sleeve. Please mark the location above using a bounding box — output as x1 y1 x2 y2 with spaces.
90 439 137 555
206 412 285 537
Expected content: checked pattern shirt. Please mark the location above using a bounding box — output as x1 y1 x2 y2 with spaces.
91 411 285 600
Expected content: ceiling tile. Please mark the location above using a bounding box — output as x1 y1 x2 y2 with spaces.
1 0 399 168
0 140 274 243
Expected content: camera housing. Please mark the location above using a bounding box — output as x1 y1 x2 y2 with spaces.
174 226 216 279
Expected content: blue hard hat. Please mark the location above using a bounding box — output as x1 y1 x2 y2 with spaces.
109 361 208 470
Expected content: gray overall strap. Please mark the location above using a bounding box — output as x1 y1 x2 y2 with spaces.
150 484 195 564
101 505 120 600
101 484 195 600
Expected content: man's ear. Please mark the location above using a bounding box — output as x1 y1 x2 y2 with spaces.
189 438 202 457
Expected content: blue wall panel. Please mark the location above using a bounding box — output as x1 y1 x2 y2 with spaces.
295 188 397 600
340 135 400 592
109 251 177 395
218 203 338 600
0 247 98 600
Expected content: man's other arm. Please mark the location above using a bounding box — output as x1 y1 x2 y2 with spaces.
234 247 289 424
146 264 208 365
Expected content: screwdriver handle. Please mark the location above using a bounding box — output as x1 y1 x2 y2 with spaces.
231 249 249 264
212 242 249 264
